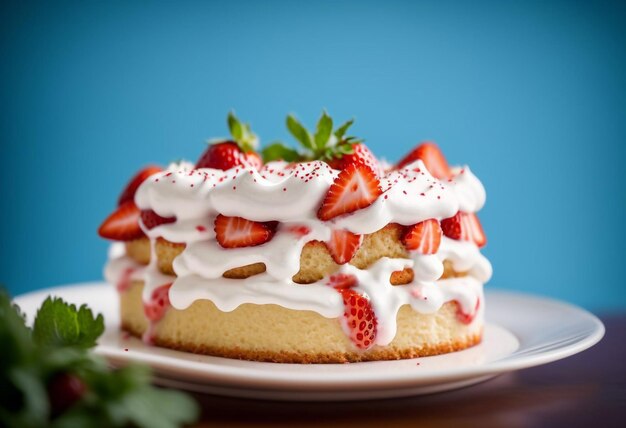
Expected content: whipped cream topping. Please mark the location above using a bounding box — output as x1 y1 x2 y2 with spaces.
106 157 491 348
135 159 486 243
448 166 486 213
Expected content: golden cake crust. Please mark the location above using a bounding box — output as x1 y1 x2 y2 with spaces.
121 280 482 363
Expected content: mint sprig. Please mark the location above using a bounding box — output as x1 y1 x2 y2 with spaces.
32 297 104 349
263 111 362 163
0 289 199 428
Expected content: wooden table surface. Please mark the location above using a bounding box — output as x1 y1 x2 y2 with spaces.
187 314 625 428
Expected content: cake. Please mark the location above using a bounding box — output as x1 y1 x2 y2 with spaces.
99 112 491 363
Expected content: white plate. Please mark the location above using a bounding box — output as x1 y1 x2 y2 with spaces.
14 282 604 401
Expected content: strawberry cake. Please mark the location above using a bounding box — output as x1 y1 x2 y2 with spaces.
99 112 491 363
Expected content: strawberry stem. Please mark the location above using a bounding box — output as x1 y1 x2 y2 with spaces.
226 111 258 152
284 111 362 162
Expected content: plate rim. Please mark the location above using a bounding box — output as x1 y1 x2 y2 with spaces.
13 282 605 390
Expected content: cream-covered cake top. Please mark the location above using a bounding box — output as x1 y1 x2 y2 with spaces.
99 111 491 349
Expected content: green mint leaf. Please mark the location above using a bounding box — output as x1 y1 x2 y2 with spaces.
0 290 34 370
314 110 333 149
261 142 302 163
334 118 354 140
227 111 244 142
75 365 199 428
32 297 104 349
122 386 200 428
2 290 199 427
4 368 50 427
286 115 314 150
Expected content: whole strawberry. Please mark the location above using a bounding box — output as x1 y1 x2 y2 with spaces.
326 143 379 174
396 142 451 179
196 112 262 170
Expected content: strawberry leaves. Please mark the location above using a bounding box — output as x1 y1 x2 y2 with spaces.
314 110 333 149
261 142 302 163
278 111 362 163
226 111 258 152
334 118 354 141
287 114 314 151
261 111 366 164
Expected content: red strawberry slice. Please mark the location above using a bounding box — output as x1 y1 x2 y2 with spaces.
118 165 162 206
140 209 176 230
328 143 380 175
196 141 261 171
98 201 144 241
286 225 311 237
455 298 480 325
144 283 172 322
337 288 378 350
325 229 363 264
396 142 451 179
327 273 358 289
318 164 382 221
402 219 442 254
441 211 487 248
214 214 275 248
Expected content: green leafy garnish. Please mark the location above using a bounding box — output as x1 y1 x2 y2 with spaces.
32 297 104 349
313 111 333 150
0 289 199 428
265 110 362 163
261 142 302 163
225 111 258 152
286 114 314 151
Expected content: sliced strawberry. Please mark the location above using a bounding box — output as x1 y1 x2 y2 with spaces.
98 201 144 241
325 229 363 264
214 214 275 248
318 164 382 221
327 273 358 289
140 209 176 230
327 143 380 175
396 142 451 179
144 283 172 322
402 219 442 254
455 298 480 325
116 267 136 293
337 288 378 350
118 165 162 206
286 225 311 237
441 211 487 248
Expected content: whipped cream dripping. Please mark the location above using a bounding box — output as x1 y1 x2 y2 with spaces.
106 158 490 348
105 251 483 347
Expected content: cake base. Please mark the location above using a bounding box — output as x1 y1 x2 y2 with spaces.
121 280 482 363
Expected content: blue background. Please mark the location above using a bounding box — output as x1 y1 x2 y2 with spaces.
1 0 624 311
